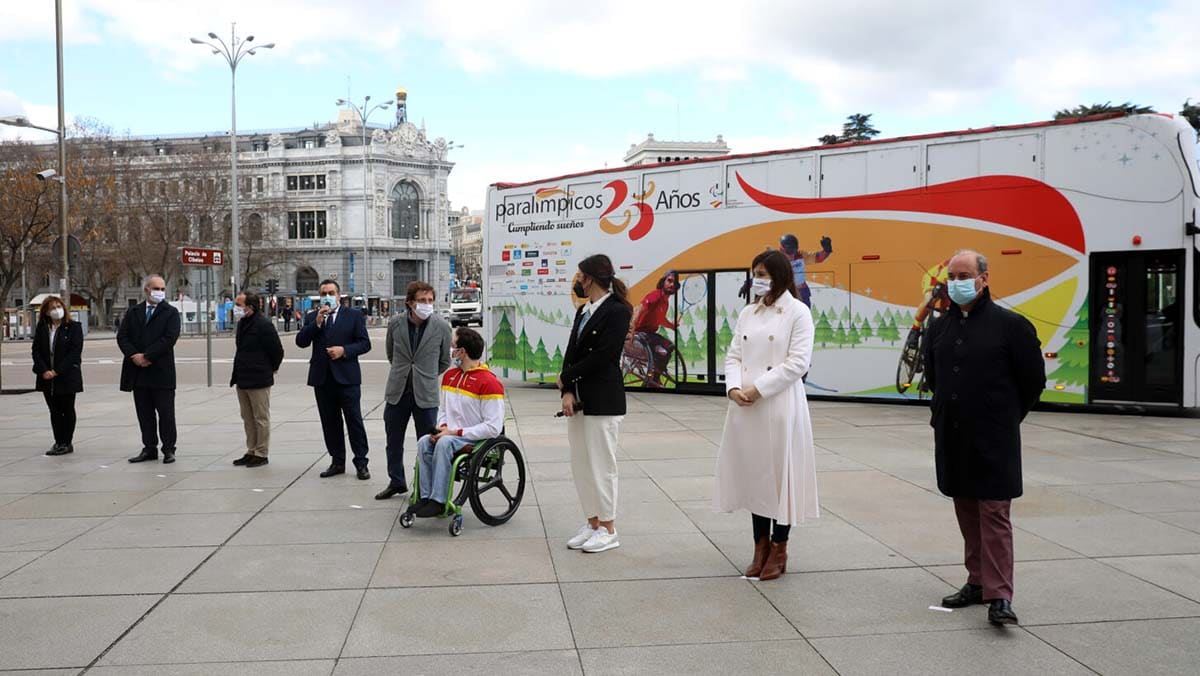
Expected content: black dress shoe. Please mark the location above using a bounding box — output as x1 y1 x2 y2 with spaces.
232 454 252 466
415 500 444 518
942 583 984 608
375 483 408 500
320 464 345 478
161 449 176 464
128 450 158 463
988 599 1018 625
244 456 269 468
356 466 371 481
46 444 74 456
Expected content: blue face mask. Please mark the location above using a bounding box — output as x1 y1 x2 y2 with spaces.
320 295 338 309
947 278 979 306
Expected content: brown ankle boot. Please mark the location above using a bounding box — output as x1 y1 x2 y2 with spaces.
744 538 771 578
759 540 788 580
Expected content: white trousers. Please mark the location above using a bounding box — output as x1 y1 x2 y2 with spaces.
567 413 622 521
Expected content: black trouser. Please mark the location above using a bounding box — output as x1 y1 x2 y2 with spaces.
133 388 177 452
752 513 791 543
383 388 439 488
42 391 77 445
314 383 369 468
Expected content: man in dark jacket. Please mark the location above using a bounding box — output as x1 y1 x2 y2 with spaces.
297 279 372 480
922 250 1045 626
118 274 182 464
231 291 285 467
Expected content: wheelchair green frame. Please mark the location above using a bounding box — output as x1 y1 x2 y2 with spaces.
397 435 525 536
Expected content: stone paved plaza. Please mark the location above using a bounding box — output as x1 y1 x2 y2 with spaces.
2 333 1200 674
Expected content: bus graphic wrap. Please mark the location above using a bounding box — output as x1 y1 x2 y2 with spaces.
485 113 1200 409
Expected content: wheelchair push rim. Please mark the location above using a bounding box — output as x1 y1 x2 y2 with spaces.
467 438 526 526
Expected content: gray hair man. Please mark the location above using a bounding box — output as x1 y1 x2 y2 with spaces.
117 274 182 464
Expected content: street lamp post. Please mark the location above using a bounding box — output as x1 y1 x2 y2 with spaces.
435 142 463 303
335 97 391 299
190 25 274 296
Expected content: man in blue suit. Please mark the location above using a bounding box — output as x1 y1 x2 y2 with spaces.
297 279 373 479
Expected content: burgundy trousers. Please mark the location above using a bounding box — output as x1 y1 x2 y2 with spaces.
953 497 1014 601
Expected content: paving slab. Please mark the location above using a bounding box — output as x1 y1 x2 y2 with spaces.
550 532 738 582
1015 512 1200 556
369 538 555 587
180 542 383 593
63 512 253 549
228 508 397 546
580 640 836 676
0 490 154 518
0 594 160 670
341 585 573 657
0 546 213 597
1098 554 1200 603
334 651 582 676
122 487 280 515
561 578 797 648
810 628 1093 676
1028 618 1200 676
89 661 337 676
99 590 362 665
0 516 105 552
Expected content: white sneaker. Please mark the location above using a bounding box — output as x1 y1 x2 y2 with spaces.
581 527 620 553
567 524 597 550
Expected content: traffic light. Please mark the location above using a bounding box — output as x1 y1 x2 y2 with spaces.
266 278 279 295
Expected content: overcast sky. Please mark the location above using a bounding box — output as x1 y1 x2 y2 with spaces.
1 0 1197 209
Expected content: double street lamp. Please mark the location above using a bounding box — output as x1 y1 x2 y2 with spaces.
336 96 391 296
190 25 274 295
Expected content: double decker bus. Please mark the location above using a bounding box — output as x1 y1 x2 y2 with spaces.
484 113 1200 410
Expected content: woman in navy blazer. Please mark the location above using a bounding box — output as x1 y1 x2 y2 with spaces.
31 296 83 456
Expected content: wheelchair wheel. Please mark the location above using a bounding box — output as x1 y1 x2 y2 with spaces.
467 438 526 526
398 511 414 528
448 514 463 537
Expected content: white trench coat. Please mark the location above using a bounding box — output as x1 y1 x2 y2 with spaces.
714 291 819 525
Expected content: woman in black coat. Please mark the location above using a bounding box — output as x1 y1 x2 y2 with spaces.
557 254 634 554
31 296 84 456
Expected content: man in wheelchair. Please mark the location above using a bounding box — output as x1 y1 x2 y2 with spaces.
627 270 678 386
408 328 505 518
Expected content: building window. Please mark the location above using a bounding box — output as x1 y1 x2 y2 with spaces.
393 259 421 296
303 138 316 149
288 210 327 239
287 174 327 191
391 181 420 239
252 141 266 152
256 177 264 193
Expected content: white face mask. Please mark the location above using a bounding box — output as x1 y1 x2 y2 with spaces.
413 303 434 320
451 348 463 368
149 290 166 304
49 307 64 321
751 277 773 297
232 305 247 320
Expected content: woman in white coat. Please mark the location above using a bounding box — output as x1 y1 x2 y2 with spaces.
714 249 819 581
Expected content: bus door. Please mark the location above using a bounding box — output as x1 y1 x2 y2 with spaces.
1089 250 1184 405
672 269 750 392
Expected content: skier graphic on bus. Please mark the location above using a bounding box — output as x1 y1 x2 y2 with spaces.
739 234 833 307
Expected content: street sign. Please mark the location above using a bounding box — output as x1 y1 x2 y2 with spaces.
182 247 224 266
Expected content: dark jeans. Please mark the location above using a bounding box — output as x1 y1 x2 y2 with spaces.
383 389 438 488
314 383 369 468
42 391 76 445
133 388 177 452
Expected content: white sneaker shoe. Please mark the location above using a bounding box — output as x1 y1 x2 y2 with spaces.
581 527 620 553
567 524 597 550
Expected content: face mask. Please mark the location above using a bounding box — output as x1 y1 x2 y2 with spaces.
451 349 463 368
751 277 773 297
413 303 434 320
232 305 246 320
149 290 166 303
49 307 64 320
320 295 338 309
948 278 979 306
572 280 587 298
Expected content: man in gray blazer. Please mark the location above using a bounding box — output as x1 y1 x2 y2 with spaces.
376 281 452 500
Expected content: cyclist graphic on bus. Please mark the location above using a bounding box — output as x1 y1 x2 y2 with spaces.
623 270 682 388
739 234 833 307
896 258 953 395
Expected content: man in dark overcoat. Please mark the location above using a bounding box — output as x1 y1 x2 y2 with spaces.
922 250 1045 626
118 274 182 464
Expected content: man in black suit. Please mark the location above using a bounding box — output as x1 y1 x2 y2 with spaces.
297 279 373 479
118 274 181 464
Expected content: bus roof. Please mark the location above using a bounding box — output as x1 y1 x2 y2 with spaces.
491 111 1171 190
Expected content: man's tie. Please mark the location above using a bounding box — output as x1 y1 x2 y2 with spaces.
145 305 154 322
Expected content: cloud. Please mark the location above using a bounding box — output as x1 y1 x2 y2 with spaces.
0 90 65 141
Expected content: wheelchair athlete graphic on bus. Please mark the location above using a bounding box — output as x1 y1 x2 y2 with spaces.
739 234 833 308
623 270 685 388
896 258 953 396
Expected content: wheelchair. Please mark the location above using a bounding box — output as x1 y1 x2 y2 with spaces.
397 432 526 536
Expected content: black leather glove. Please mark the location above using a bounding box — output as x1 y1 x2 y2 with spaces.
820 236 832 254
738 278 751 302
